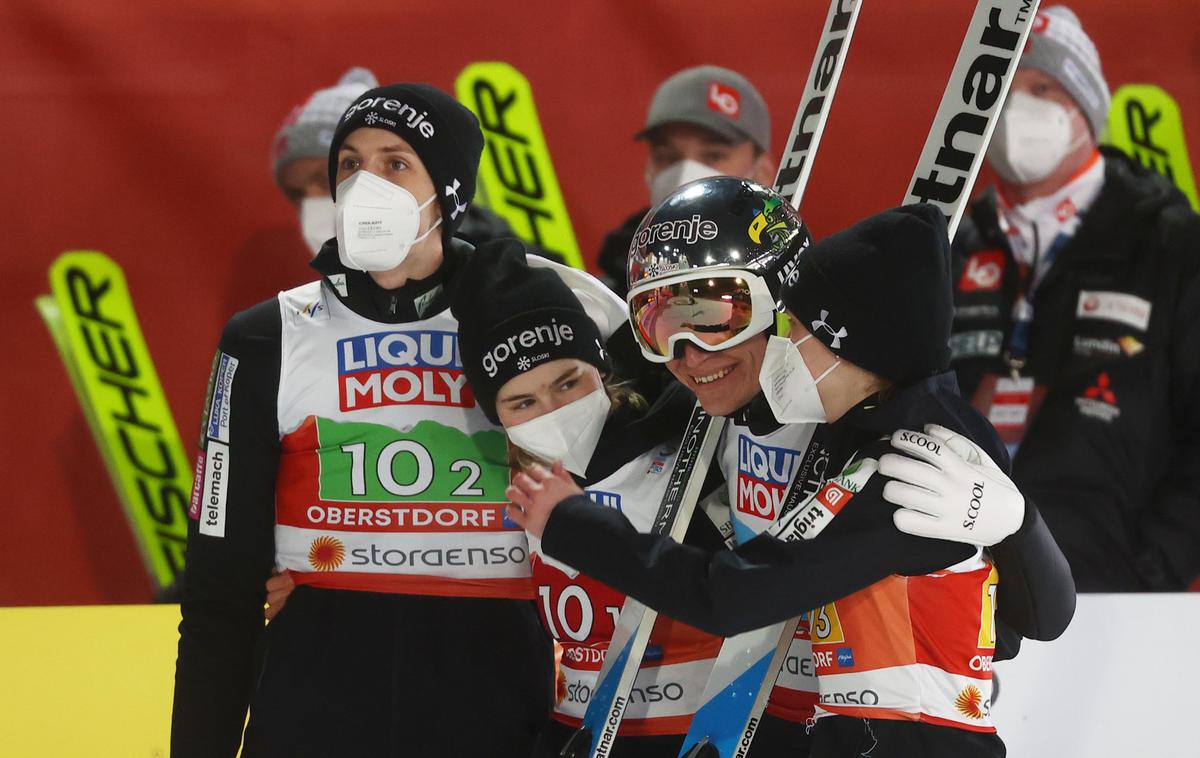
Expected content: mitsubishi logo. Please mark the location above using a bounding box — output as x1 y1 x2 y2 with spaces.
811 309 848 349
445 178 468 220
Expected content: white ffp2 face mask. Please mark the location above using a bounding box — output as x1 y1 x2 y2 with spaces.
505 387 612 476
299 196 336 257
335 171 442 271
647 159 722 207
987 91 1084 185
758 334 839 424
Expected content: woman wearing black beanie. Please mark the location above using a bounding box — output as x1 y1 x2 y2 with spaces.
510 199 1077 758
450 237 735 757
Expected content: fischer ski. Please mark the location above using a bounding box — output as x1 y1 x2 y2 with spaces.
37 251 192 592
1105 84 1199 212
682 1 1042 756
455 62 586 269
561 403 723 758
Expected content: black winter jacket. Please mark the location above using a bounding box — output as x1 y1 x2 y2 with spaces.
951 148 1200 591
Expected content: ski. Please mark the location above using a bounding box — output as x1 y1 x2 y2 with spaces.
38 251 192 592
682 1 1042 755
561 402 723 758
1105 84 1199 212
903 0 1044 238
455 62 586 269
772 0 864 208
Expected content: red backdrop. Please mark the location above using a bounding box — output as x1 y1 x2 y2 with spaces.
3 0 1198 605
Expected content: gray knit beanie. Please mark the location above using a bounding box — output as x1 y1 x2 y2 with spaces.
1019 7 1110 137
271 67 378 184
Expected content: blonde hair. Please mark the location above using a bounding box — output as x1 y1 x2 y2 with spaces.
506 377 646 472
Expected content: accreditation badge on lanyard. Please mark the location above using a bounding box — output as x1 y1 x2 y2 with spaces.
971 373 1048 451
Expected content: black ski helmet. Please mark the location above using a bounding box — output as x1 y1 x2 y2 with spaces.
626 176 811 303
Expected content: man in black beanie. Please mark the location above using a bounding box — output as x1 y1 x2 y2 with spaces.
172 82 555 758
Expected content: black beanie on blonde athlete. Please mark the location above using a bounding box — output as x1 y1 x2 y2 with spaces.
780 203 953 385
451 239 610 424
329 82 484 243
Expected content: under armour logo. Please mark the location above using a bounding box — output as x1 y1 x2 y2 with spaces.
445 178 468 220
811 310 848 349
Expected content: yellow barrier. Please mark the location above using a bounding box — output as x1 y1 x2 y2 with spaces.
0 605 179 757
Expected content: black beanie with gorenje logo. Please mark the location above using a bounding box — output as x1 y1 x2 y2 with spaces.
780 203 953 385
328 82 483 244
451 238 610 424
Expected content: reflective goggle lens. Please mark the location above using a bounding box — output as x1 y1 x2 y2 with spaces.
629 277 758 358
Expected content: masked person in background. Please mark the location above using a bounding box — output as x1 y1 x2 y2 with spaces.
950 5 1200 591
173 83 552 758
595 65 776 298
510 179 1078 757
272 68 526 257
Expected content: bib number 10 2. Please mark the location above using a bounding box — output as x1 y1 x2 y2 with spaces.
339 441 483 498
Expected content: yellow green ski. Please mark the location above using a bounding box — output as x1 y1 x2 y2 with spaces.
1106 84 1199 211
38 251 191 591
455 62 585 269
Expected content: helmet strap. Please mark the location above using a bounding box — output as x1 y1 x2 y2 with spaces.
775 310 791 338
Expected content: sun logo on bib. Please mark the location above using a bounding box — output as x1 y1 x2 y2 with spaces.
308 535 346 571
955 684 986 719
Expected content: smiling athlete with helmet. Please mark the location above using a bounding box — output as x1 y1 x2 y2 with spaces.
509 176 1077 757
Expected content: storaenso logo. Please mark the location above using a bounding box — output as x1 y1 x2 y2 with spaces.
481 319 575 377
626 682 685 704
820 689 881 706
343 97 436 139
350 543 527 569
906 0 1036 223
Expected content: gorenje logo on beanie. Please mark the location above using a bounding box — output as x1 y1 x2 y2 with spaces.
481 319 576 378
343 97 436 139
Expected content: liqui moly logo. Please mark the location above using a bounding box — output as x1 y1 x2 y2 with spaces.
337 330 474 411
736 437 800 521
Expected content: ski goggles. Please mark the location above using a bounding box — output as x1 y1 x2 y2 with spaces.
626 270 777 363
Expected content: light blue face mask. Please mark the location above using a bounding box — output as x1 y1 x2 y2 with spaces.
757 333 840 424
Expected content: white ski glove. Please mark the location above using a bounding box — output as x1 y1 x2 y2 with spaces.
879 424 1024 548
